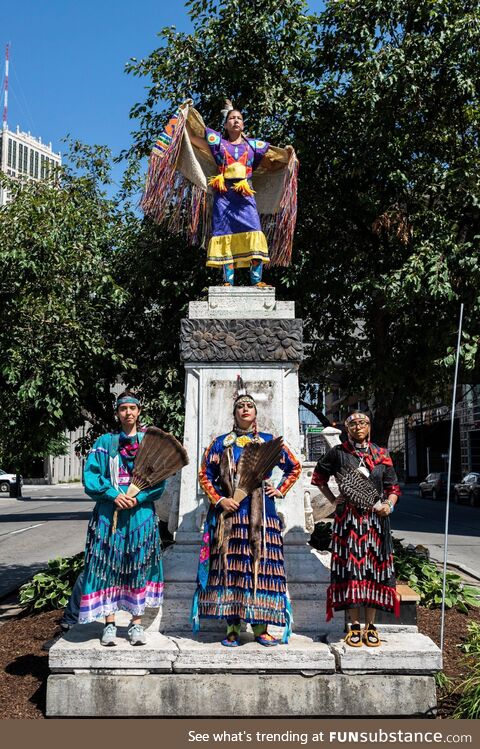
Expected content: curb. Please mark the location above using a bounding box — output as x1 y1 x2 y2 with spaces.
445 561 480 583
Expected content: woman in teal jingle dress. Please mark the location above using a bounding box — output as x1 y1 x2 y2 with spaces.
78 392 165 646
191 392 301 646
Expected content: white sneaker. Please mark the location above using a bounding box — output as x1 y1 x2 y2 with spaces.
127 623 146 646
100 623 117 646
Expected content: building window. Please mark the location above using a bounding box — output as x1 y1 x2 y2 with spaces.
7 138 12 167
18 143 29 174
40 155 45 179
12 140 16 170
34 151 39 178
29 149 35 176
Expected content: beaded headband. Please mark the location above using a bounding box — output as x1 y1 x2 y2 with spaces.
345 412 370 426
234 394 257 409
116 396 141 408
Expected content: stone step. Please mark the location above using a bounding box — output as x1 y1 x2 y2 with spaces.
170 632 335 673
49 622 176 673
47 672 438 717
50 626 441 676
328 632 442 674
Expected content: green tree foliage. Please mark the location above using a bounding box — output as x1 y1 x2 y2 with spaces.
299 0 480 440
112 222 209 436
124 0 480 442
0 147 133 469
117 0 321 436
124 0 319 157
2 0 480 463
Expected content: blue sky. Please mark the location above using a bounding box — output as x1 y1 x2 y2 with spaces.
1 1 324 190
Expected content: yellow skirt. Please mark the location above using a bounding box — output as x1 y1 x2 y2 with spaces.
206 231 270 268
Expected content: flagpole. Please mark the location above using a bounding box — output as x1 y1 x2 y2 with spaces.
440 303 464 652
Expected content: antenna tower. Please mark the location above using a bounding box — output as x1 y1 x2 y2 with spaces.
2 43 9 130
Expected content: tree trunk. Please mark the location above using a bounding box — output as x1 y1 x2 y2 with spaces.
369 297 398 446
299 400 331 427
371 402 397 447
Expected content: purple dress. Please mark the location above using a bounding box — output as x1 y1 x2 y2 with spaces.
205 128 270 268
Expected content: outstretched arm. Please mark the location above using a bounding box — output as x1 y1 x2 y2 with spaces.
186 122 210 154
259 145 294 171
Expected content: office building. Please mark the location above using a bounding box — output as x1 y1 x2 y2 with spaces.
0 125 61 205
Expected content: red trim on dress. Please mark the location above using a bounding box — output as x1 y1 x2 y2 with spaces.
312 469 329 488
326 581 400 622
198 440 223 505
277 444 301 496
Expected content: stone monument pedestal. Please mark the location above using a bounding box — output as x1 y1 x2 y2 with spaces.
156 286 341 637
47 287 442 717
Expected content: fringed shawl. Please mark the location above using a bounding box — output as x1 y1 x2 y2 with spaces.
141 100 299 267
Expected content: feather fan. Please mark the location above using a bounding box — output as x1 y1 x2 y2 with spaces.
233 437 284 502
112 427 188 533
217 447 235 583
126 427 188 497
233 437 284 599
335 466 382 511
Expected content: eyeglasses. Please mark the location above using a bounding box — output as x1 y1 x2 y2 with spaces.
347 420 369 428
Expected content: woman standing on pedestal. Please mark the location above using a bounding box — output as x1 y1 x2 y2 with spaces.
312 412 400 647
78 392 165 646
191 389 301 646
187 104 284 287
141 100 298 285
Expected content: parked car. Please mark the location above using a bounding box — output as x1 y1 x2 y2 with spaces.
419 472 449 499
453 473 480 507
0 469 23 493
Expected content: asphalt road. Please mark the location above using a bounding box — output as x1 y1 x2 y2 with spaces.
0 482 478 600
0 484 93 598
391 484 480 577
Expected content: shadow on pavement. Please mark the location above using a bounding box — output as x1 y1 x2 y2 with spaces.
0 511 91 523
14 497 90 503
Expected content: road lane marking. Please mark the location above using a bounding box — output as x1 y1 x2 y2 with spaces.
0 523 45 537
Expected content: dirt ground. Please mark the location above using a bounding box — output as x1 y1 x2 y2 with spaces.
0 604 479 718
417 605 480 718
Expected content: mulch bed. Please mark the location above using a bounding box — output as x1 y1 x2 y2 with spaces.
0 608 62 719
0 604 479 718
417 605 480 718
